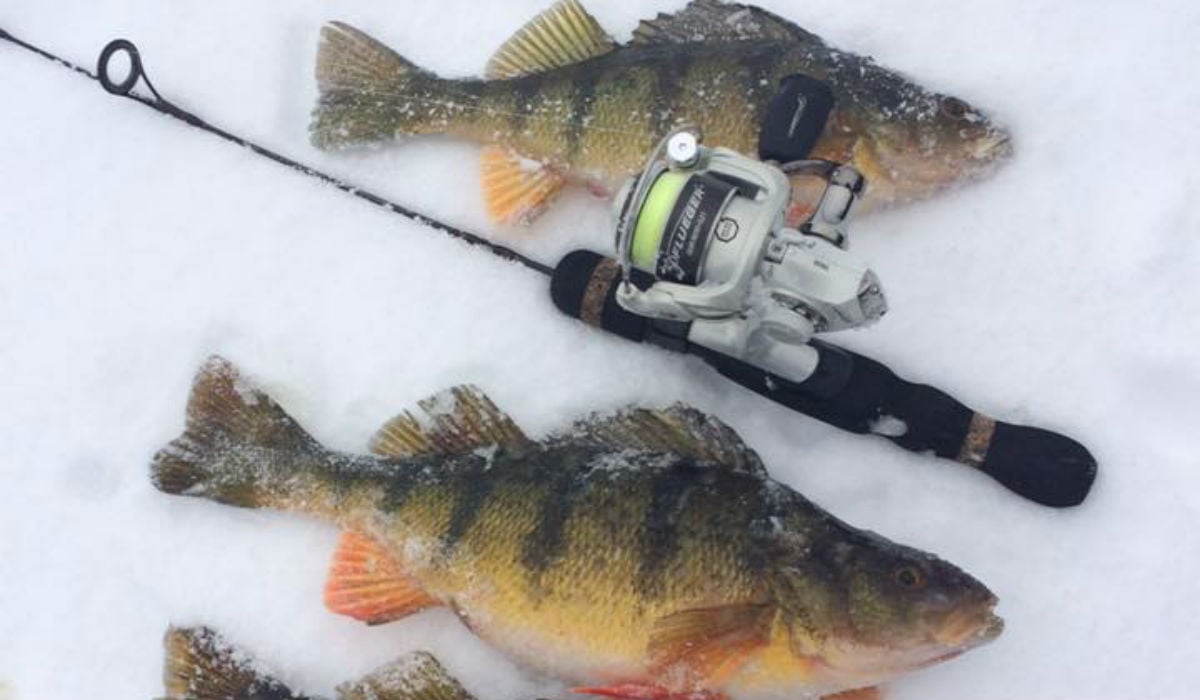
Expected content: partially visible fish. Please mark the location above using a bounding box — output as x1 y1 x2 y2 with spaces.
151 358 1002 700
310 0 1012 225
160 625 472 700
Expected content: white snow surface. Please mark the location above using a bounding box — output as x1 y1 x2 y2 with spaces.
1 1 1198 699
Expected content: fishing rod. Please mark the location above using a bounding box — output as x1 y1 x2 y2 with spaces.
0 28 549 275
0 27 1097 508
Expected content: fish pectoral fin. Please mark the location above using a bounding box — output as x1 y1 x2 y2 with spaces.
822 688 883 700
550 405 767 477
369 383 532 458
339 651 475 700
162 626 296 699
480 146 568 225
480 146 566 226
646 603 776 680
485 0 616 79
324 531 441 625
630 0 814 46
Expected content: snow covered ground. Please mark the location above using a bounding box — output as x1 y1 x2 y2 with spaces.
2 1 1198 698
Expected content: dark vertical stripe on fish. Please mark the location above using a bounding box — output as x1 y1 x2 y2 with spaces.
509 73 546 134
565 69 601 162
520 460 591 577
651 52 694 137
740 46 781 130
379 455 428 512
637 460 701 594
441 454 496 549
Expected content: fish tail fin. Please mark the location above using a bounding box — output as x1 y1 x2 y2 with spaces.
161 626 303 700
150 356 323 509
312 22 454 148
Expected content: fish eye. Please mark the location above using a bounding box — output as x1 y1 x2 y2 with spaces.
894 566 925 589
940 97 971 120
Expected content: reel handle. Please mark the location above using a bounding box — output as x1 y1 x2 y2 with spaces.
551 250 1096 508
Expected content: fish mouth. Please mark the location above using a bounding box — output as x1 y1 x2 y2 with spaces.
932 595 1004 649
964 129 1014 175
974 130 1014 163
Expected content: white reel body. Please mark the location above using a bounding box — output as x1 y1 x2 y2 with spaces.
613 131 887 384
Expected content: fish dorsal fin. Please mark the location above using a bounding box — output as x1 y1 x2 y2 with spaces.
162 626 304 700
631 0 813 45
554 404 766 476
338 651 476 700
485 0 616 79
369 385 532 458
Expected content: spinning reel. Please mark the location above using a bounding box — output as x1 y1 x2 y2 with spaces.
611 127 884 383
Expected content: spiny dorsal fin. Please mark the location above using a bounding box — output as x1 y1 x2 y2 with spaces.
162 626 309 700
369 385 532 458
485 0 616 79
631 0 813 45
480 146 566 225
337 651 475 700
552 404 766 476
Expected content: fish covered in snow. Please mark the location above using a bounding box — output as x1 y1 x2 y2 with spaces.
310 0 1012 225
161 625 472 700
152 357 1002 700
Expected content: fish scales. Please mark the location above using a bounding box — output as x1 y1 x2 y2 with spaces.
346 446 768 600
425 44 783 182
152 358 1003 699
319 446 776 672
311 1 1012 225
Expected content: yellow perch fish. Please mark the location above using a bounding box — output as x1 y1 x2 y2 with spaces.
310 0 1012 225
151 358 1003 700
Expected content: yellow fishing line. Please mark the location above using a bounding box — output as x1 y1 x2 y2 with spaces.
631 171 688 270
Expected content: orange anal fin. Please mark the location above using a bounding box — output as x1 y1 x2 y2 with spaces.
823 687 883 700
573 685 725 700
324 531 440 625
481 146 565 225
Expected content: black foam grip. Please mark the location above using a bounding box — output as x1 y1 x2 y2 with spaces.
980 423 1097 507
700 344 1096 507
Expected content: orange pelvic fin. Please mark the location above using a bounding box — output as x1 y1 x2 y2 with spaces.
481 146 565 225
573 684 726 700
823 688 883 700
324 531 440 625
